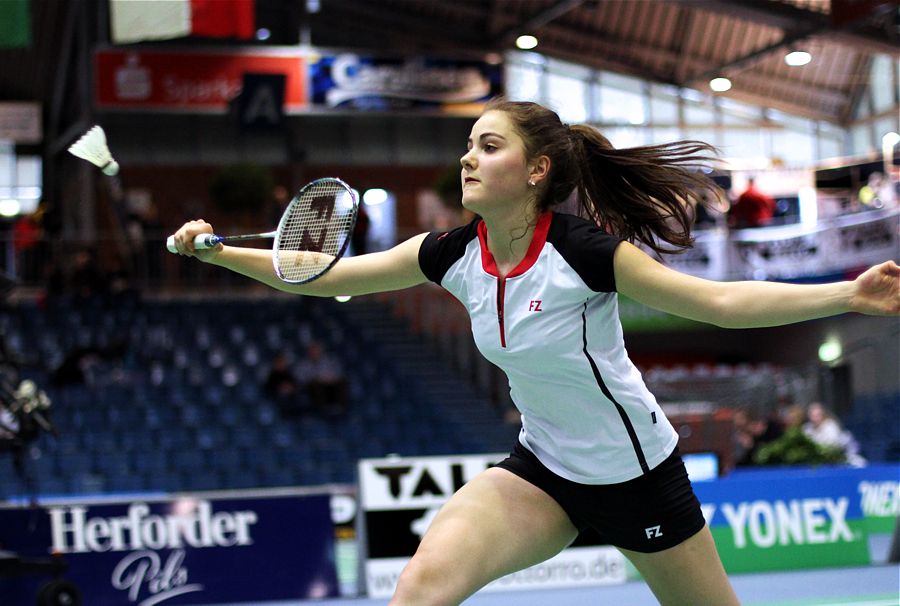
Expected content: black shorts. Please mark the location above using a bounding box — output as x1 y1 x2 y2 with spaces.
494 441 706 553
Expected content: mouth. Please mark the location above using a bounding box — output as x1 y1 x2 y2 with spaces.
464 177 479 184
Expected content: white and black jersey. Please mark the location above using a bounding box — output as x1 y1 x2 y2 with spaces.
418 212 679 485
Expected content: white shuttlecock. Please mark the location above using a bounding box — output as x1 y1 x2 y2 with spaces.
68 125 119 176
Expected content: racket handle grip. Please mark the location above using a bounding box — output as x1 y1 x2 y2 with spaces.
165 234 220 253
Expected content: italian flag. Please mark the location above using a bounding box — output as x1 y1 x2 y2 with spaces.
110 0 255 44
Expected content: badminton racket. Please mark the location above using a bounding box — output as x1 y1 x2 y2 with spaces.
166 177 358 284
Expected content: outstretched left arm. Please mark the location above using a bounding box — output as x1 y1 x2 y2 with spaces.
614 241 900 329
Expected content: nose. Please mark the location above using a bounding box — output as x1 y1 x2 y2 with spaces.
460 149 475 170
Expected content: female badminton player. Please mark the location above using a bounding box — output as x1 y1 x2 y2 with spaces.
171 98 900 606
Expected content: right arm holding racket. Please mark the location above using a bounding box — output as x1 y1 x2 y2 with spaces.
171 222 428 296
167 178 429 297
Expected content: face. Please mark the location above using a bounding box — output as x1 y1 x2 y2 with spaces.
808 403 824 424
459 110 534 217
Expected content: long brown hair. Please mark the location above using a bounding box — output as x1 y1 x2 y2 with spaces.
484 98 721 255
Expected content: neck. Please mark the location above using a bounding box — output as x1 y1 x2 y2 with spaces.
482 204 541 272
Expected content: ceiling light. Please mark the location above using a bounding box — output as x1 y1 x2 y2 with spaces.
882 131 900 148
0 199 20 217
709 77 732 92
516 35 538 50
363 188 388 206
784 51 811 66
818 339 842 363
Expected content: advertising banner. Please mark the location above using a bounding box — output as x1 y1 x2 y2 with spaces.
728 209 899 281
357 453 626 599
360 454 898 592
693 464 899 574
309 54 503 113
94 48 307 113
0 491 338 605
0 102 41 143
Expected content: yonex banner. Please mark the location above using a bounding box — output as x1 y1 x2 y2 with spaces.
358 454 627 599
692 464 899 574
0 491 338 605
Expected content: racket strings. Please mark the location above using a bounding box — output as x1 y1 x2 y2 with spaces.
275 180 357 283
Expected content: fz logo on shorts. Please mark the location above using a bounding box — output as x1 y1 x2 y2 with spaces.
645 525 663 539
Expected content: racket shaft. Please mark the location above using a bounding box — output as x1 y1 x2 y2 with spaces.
200 231 276 248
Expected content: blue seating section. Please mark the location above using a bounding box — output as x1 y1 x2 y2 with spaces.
0 296 516 499
843 392 900 463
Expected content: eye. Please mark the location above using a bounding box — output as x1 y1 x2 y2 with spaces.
483 143 497 152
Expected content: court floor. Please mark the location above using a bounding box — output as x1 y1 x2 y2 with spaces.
195 564 899 606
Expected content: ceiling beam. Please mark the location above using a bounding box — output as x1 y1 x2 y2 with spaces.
684 24 825 86
539 20 850 100
670 6 697 84
675 0 899 54
497 0 586 46
673 0 829 30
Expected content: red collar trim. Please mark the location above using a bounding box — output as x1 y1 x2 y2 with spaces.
477 212 552 278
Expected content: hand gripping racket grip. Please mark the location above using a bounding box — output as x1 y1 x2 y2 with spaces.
166 234 221 253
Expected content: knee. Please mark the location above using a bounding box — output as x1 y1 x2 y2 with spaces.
390 554 462 606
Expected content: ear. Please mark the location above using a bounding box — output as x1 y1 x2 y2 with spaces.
528 155 551 185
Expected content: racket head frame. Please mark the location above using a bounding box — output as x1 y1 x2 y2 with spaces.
272 177 359 285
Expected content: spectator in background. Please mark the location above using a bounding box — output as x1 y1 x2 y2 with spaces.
802 401 866 467
351 204 371 255
47 247 107 303
12 204 44 283
262 352 307 418
728 177 775 228
857 172 895 210
732 408 785 467
269 185 291 227
297 341 347 416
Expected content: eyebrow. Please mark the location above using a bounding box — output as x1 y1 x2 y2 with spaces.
466 132 507 145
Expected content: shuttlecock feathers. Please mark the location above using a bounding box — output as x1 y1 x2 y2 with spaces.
68 125 119 176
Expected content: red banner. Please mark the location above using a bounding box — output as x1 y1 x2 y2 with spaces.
94 48 306 112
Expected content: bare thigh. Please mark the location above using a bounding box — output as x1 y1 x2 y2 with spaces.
389 467 578 606
621 524 740 606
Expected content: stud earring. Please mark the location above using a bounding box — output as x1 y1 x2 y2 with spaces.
528 179 536 187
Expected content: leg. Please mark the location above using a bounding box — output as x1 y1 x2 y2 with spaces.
620 524 740 606
389 467 578 606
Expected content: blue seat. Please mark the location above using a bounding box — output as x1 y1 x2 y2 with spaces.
56 452 93 476
132 450 169 475
210 448 244 471
170 449 207 471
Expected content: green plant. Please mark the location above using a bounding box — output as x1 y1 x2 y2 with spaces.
753 427 846 466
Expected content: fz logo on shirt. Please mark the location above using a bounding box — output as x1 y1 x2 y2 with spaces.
528 300 543 312
645 525 663 539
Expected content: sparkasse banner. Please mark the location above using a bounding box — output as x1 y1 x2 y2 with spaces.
0 491 338 605
94 48 307 113
358 453 627 599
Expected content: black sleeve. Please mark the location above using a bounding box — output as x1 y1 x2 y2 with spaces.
547 214 623 292
417 219 480 285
